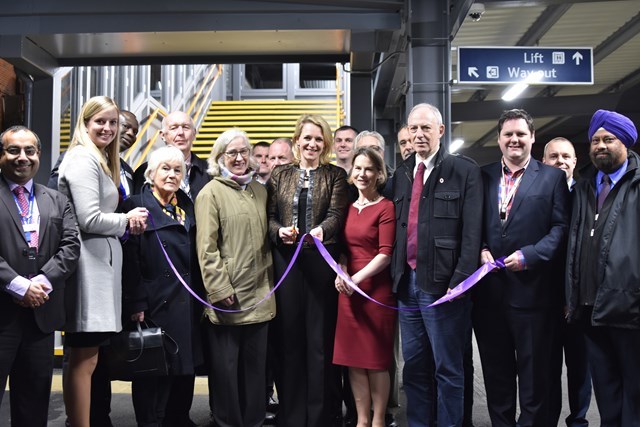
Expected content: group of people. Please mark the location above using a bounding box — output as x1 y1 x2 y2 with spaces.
0 94 637 427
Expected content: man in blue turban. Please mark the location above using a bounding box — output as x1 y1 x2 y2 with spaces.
565 110 640 426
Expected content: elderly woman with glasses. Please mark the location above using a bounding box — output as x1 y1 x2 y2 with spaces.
268 114 348 427
195 128 275 427
121 145 204 427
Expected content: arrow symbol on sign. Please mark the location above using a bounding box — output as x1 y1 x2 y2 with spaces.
468 67 479 78
572 52 583 65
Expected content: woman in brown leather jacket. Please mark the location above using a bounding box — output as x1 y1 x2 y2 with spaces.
267 114 348 427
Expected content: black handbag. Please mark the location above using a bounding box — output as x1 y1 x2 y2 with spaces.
106 319 179 381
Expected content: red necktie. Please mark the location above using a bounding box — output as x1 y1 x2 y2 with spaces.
597 174 611 212
407 162 425 270
13 186 38 249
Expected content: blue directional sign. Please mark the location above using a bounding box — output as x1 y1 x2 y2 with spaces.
457 47 593 85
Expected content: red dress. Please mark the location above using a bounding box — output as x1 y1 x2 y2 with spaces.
333 198 397 370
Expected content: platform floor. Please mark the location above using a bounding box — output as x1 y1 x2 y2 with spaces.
1 336 601 426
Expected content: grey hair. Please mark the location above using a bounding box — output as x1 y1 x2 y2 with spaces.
144 145 186 185
408 103 443 126
355 130 385 151
207 128 258 177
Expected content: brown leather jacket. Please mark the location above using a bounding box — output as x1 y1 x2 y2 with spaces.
268 163 348 247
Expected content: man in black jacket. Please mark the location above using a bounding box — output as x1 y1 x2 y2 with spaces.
391 103 482 427
133 111 210 200
565 109 639 426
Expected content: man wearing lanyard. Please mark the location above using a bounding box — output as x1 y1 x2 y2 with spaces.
474 109 570 427
565 110 639 426
0 126 80 426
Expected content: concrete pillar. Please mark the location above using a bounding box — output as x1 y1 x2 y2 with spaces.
407 0 451 147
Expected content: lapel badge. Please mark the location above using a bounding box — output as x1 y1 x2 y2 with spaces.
439 178 444 184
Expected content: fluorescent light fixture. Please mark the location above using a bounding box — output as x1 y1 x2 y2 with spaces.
501 70 544 101
502 82 528 101
450 138 465 153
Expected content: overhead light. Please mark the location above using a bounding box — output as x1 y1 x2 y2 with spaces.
502 82 529 101
501 70 544 101
450 138 464 153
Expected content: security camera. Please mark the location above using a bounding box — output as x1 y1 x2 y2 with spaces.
468 3 485 21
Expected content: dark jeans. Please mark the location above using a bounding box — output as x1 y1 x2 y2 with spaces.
398 270 471 427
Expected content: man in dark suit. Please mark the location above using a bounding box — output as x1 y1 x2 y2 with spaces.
474 109 570 427
133 111 210 201
391 103 483 427
0 126 80 426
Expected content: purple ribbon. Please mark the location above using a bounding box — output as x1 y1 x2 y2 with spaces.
148 213 300 313
312 233 506 310
148 212 505 312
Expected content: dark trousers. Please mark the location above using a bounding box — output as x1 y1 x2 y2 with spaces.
549 314 591 427
207 321 268 427
583 324 640 427
132 375 192 427
473 305 554 427
273 246 339 427
0 308 54 427
463 319 474 427
162 374 195 425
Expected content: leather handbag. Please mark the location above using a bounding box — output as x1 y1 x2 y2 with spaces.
106 319 179 381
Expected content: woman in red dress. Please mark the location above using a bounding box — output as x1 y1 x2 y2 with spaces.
333 146 396 427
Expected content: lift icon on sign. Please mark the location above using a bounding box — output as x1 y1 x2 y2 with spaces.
552 52 565 65
487 66 499 79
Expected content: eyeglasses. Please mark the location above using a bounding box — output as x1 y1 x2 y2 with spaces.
4 146 38 156
590 136 618 145
223 148 250 159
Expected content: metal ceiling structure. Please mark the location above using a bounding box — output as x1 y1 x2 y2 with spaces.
1 0 639 166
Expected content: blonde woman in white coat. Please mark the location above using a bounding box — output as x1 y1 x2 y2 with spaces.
58 96 148 427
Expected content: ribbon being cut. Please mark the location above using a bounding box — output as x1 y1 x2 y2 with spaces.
150 214 505 313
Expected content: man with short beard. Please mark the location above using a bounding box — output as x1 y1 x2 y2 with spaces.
565 110 640 426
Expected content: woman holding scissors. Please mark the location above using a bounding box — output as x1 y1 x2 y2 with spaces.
267 114 348 427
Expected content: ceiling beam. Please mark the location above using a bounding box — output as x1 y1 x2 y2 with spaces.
453 92 622 122
0 35 58 77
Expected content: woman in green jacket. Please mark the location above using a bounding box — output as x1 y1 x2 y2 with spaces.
195 128 275 427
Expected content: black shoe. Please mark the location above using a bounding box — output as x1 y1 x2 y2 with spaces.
267 396 279 413
385 413 398 427
332 415 344 427
264 412 277 425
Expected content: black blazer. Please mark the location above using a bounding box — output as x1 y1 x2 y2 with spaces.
390 149 483 296
0 176 80 333
475 159 570 309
